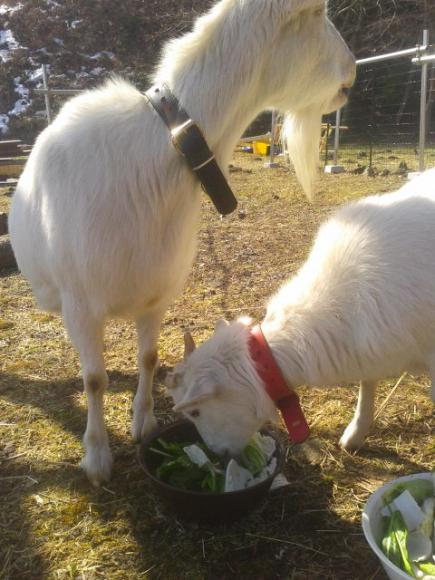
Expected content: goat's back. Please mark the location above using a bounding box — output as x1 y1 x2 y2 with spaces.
268 169 435 380
9 78 200 317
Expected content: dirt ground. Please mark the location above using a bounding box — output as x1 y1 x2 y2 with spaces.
0 153 433 579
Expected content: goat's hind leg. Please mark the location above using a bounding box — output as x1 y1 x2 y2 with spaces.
131 311 163 441
339 380 377 451
62 299 112 485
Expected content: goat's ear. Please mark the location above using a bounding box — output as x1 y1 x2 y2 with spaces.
165 370 181 390
165 362 186 391
214 318 229 333
173 382 218 412
183 331 196 360
238 316 253 328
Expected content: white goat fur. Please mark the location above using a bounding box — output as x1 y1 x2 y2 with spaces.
9 0 354 484
170 169 435 456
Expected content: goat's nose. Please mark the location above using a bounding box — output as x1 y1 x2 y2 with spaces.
341 86 351 97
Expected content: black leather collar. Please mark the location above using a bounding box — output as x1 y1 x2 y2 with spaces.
145 83 238 215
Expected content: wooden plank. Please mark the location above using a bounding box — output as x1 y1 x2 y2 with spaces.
0 165 24 178
0 140 22 157
0 239 17 271
0 179 17 190
0 213 7 236
0 157 26 179
0 158 27 165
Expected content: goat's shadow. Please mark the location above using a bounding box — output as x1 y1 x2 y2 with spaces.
202 223 233 315
0 370 145 578
2 370 428 579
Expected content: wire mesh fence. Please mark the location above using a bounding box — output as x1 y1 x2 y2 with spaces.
34 44 435 179
322 37 435 176
428 61 435 157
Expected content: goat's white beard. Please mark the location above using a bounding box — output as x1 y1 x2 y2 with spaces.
282 107 323 200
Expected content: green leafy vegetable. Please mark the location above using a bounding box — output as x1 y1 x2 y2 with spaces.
419 561 435 575
150 435 272 493
381 511 415 577
381 512 405 570
150 439 225 493
239 437 267 476
383 480 433 506
380 477 435 578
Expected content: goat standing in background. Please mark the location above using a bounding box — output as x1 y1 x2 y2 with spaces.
169 170 435 456
9 0 355 484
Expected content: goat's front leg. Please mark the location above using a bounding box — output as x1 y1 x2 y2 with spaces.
62 301 112 485
131 312 163 442
339 380 377 451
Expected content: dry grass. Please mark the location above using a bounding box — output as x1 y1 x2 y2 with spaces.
0 188 13 213
0 154 433 580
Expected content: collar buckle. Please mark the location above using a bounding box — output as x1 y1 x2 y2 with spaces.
170 119 195 155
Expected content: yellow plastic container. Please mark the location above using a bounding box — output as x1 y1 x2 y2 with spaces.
252 141 270 156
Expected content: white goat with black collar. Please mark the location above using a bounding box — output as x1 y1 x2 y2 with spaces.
9 0 354 484
169 170 435 456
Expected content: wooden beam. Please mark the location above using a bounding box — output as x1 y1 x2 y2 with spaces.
0 213 7 236
0 239 17 271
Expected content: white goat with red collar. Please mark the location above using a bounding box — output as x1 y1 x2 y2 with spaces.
9 0 354 484
169 169 435 455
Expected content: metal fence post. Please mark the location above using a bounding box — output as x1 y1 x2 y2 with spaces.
264 109 279 168
270 109 276 165
419 29 429 172
333 108 341 165
42 64 52 125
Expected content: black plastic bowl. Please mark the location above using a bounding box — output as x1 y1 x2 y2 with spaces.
138 420 283 523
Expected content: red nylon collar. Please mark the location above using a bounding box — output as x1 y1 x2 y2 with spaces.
248 325 310 444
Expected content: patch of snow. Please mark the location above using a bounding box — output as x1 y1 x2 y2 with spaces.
89 50 115 61
8 77 32 117
53 37 64 46
70 19 82 29
0 29 20 49
28 66 43 83
0 3 23 16
0 28 21 62
35 47 51 56
90 67 104 76
0 113 9 134
14 77 29 97
9 98 30 116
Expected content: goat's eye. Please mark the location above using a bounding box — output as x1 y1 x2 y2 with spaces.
189 409 200 418
314 8 324 16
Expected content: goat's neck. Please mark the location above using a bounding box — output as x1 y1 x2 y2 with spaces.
154 7 276 167
261 311 352 389
158 68 264 169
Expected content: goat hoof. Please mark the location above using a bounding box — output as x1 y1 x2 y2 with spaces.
131 414 158 443
81 447 113 486
339 432 364 453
